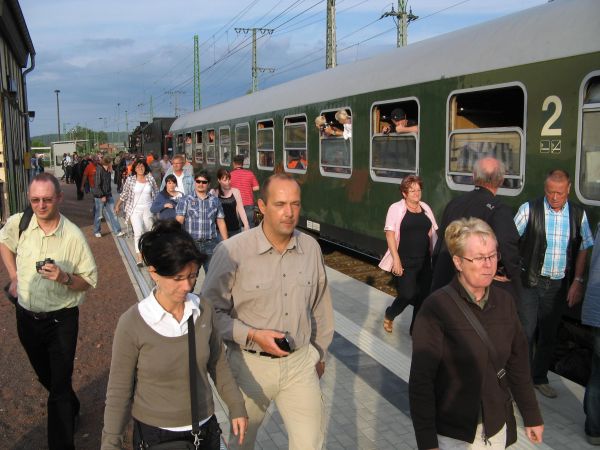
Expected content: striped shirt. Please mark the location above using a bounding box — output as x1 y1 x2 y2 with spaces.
230 167 258 206
176 192 224 240
514 198 594 279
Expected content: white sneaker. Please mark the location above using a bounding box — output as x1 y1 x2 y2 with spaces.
94 233 102 238
116 231 126 237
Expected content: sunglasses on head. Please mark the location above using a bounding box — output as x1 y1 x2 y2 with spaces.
195 179 208 184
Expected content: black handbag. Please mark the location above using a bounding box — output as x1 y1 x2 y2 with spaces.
442 285 517 445
136 316 202 450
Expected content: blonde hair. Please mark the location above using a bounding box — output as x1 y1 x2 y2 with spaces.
335 109 349 122
314 115 327 127
445 217 496 257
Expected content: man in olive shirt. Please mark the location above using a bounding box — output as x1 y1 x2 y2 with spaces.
0 173 97 450
203 174 334 450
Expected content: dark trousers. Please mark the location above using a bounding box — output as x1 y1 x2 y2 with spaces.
385 255 432 334
517 277 566 384
133 415 221 449
16 305 80 450
585 327 600 437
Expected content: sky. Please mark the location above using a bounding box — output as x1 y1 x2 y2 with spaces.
19 0 548 137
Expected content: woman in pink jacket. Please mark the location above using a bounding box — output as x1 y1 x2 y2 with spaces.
379 175 438 334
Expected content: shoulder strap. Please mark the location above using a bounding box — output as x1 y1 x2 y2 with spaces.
18 206 34 239
187 315 201 442
441 285 508 388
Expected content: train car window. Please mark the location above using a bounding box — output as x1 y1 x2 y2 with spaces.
194 131 203 164
318 108 352 178
206 129 216 165
257 119 274 171
235 123 250 167
578 75 600 202
370 99 419 182
284 115 307 173
447 84 525 192
184 132 193 162
219 127 231 166
176 134 184 154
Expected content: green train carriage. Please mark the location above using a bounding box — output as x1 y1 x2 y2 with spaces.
170 0 600 260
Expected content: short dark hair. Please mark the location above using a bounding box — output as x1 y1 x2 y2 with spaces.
260 173 300 203
131 159 149 175
194 169 211 184
30 173 61 195
162 174 178 196
233 154 245 165
138 220 206 275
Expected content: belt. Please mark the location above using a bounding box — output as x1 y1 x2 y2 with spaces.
17 303 77 320
194 238 214 243
243 348 295 359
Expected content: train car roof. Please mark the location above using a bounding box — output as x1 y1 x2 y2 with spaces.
172 0 600 131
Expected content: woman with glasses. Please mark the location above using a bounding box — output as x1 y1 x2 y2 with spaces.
211 168 250 239
379 175 438 334
409 218 543 450
102 220 247 449
115 159 158 267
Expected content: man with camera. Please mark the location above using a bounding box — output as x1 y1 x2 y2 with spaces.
0 173 97 450
203 174 334 450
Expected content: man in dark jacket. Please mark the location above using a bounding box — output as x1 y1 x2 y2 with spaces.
91 155 125 238
431 157 522 300
514 169 594 398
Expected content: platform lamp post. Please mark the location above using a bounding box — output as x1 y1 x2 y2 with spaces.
54 89 61 141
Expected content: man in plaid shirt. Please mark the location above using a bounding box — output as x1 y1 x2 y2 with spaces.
514 169 594 399
176 170 228 273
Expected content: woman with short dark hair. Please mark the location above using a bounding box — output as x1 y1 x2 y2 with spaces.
102 220 248 449
150 174 182 221
379 174 438 334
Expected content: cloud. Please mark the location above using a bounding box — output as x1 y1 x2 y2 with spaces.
80 38 134 51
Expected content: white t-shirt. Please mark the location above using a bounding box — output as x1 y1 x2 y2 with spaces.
133 181 153 212
174 172 185 195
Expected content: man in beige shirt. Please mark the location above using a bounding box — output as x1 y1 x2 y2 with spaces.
202 173 334 450
0 173 97 450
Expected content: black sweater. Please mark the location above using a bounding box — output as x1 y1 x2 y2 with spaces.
409 277 543 449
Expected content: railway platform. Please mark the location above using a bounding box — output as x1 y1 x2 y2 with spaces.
0 180 594 449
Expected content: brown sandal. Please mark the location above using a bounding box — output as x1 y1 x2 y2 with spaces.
383 318 393 333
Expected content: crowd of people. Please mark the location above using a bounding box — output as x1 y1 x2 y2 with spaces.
1 151 599 449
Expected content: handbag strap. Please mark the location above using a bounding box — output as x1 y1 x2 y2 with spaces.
187 315 201 444
441 285 508 388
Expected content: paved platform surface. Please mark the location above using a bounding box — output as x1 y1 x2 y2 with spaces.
108 202 593 449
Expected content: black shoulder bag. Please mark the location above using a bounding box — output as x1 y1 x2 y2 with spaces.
3 206 34 305
136 316 202 450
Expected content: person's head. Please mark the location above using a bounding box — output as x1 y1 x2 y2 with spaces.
216 168 231 192
259 174 301 240
162 154 169 161
391 108 407 126
163 174 178 196
544 169 570 211
233 154 244 167
194 170 211 195
473 156 505 191
446 217 498 294
400 175 423 203
172 154 185 173
28 173 62 222
101 155 112 166
139 220 206 302
131 159 149 176
335 109 350 124
314 115 327 128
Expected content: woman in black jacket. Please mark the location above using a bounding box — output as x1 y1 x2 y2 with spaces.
409 217 544 449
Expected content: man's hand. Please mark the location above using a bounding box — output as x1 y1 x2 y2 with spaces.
7 279 17 298
567 281 584 307
101 196 107 203
525 425 544 443
252 329 289 357
38 262 64 284
231 417 248 445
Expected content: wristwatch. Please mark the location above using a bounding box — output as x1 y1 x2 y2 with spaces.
63 272 73 286
574 276 585 284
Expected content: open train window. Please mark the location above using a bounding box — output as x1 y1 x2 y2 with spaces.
370 99 419 182
284 115 307 173
194 131 203 164
318 108 352 178
176 134 184 154
257 119 274 171
184 132 193 161
219 127 231 166
447 84 525 193
235 123 250 167
206 129 216 165
577 74 600 204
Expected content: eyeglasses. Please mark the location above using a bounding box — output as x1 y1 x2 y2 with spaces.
30 197 56 205
195 179 208 184
461 252 500 265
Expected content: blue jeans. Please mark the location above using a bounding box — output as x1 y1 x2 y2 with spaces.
93 196 122 235
244 205 255 228
517 277 566 384
195 239 217 274
585 328 600 437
